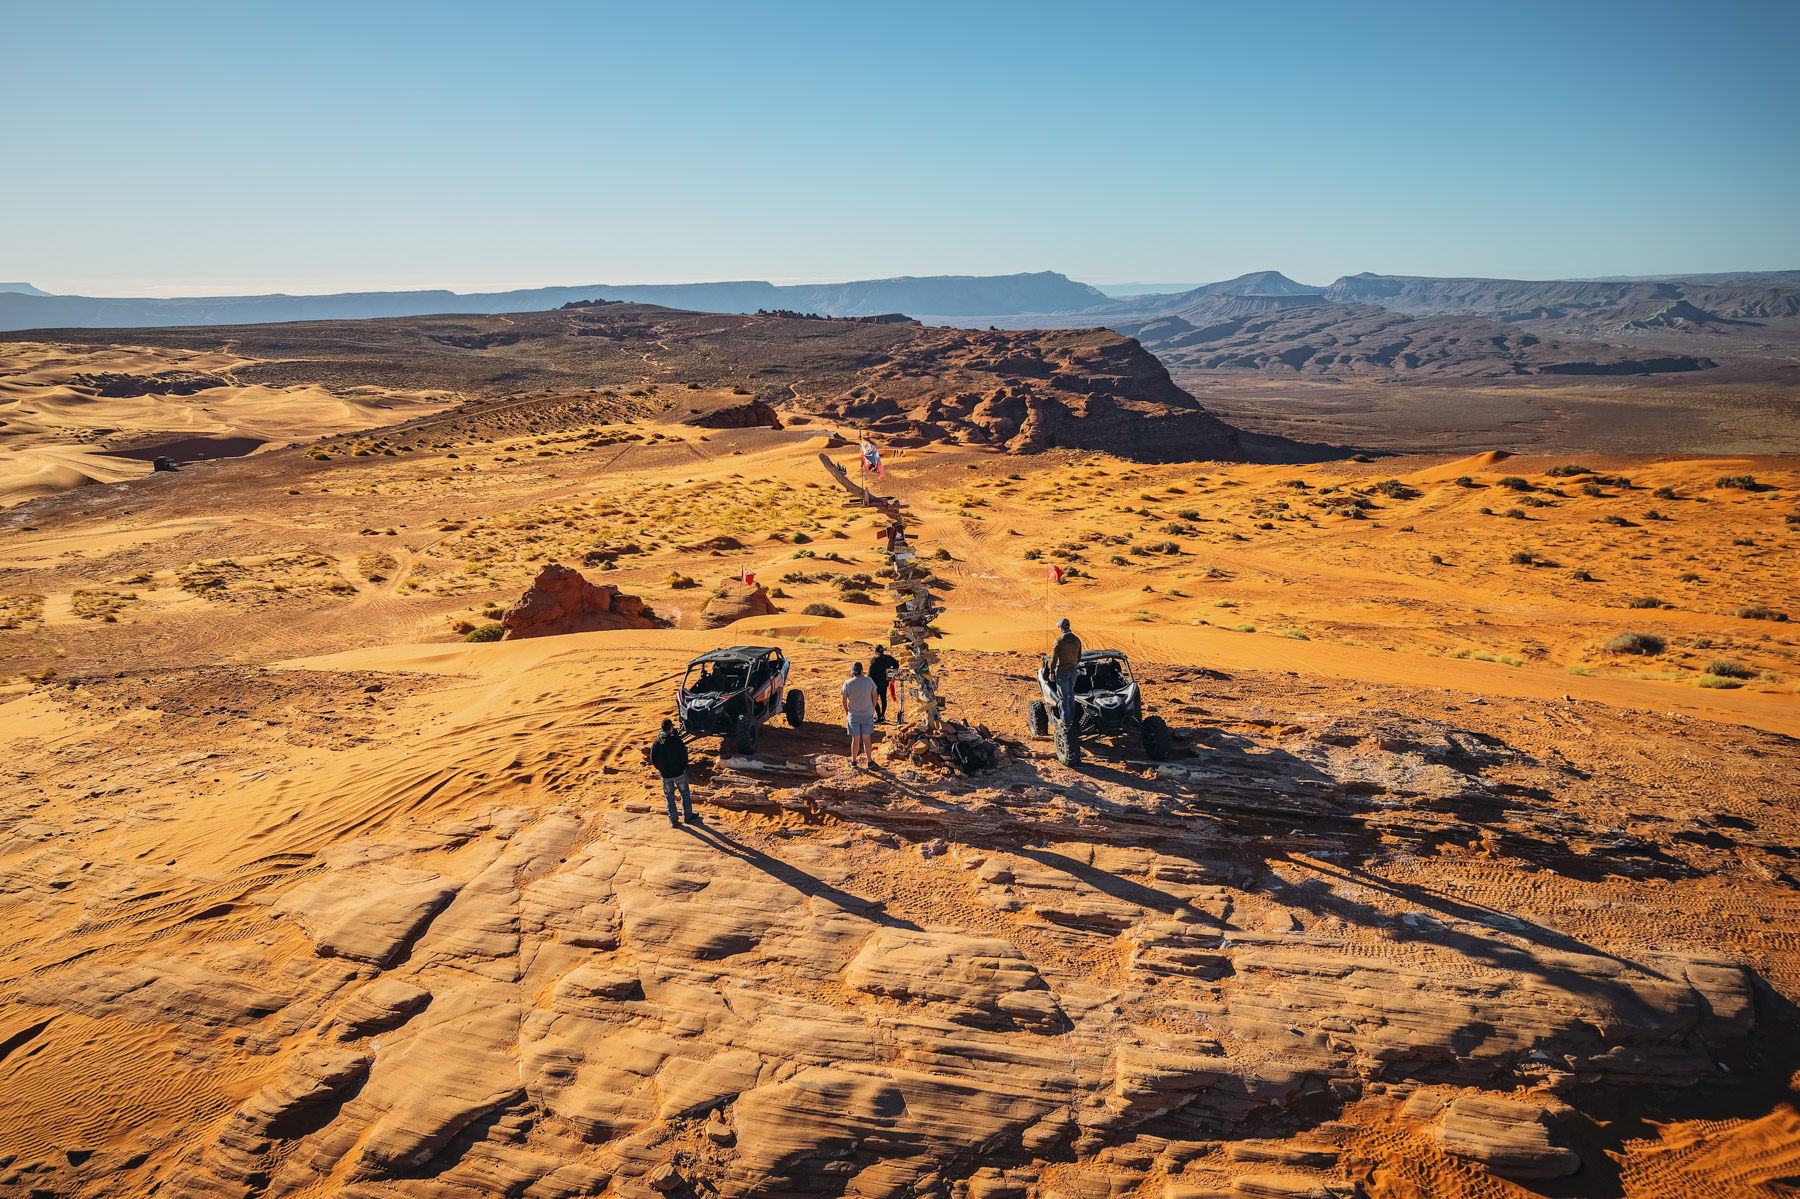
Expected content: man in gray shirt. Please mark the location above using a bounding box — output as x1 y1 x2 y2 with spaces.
841 660 879 769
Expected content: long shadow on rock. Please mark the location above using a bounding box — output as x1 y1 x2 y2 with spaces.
682 823 923 931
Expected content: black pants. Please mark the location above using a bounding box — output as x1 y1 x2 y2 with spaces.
872 676 889 720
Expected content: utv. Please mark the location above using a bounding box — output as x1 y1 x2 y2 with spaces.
677 646 804 756
1029 648 1172 766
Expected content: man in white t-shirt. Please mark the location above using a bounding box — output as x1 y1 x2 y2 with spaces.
840 660 879 769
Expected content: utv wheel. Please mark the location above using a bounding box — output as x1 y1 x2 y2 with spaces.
1053 716 1081 767
785 689 805 728
1027 699 1049 737
734 714 759 756
1141 714 1172 761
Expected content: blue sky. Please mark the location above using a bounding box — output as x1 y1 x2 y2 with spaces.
7 0 1796 295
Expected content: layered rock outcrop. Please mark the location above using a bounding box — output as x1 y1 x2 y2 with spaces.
501 564 654 639
698 580 776 628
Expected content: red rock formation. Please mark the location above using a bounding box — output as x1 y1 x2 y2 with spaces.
691 400 783 429
501 564 654 639
699 581 777 629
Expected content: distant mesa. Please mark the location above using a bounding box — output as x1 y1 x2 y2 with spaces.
0 271 1104 332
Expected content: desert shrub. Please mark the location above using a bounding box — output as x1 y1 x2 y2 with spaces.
841 592 876 604
1375 479 1420 500
1644 509 1668 521
791 549 816 560
1477 506 1493 515
1509 550 1535 565
1653 485 1677 499
1732 537 1755 546
1569 568 1595 581
1628 595 1662 609
1602 514 1634 527
930 547 954 561
1496 476 1532 491
1605 630 1665 655
1428 553 1444 564
1022 548 1043 560
1146 540 1182 554
1546 464 1591 478
1697 674 1743 689
1454 476 1476 488
779 571 812 584
1504 507 1526 519
1678 571 1700 582
791 531 811 544
1109 554 1129 566
1282 630 1309 640
1519 495 1552 507
801 602 842 618
665 572 698 589
1735 605 1788 621
1176 508 1202 521
1350 453 1372 463
1708 658 1754 679
1717 474 1758 490
1164 521 1198 536
732 385 751 395
1231 622 1256 632
464 622 505 642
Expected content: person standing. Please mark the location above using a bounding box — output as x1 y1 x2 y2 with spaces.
1051 617 1082 731
841 660 879 768
868 647 899 723
650 718 700 827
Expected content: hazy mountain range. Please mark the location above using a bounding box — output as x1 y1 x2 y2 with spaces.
7 267 1798 383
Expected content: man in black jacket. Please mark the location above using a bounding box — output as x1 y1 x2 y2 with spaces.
650 718 699 827
868 647 899 723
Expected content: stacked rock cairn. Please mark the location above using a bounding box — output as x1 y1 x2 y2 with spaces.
817 449 1002 773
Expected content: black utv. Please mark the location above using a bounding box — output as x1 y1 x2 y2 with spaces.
677 646 804 756
1030 648 1172 766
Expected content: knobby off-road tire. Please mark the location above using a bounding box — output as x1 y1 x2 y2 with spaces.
1053 716 1081 767
785 689 805 728
734 714 759 756
1141 714 1173 761
1027 699 1049 737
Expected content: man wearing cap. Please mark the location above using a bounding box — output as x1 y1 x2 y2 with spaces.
1050 617 1082 731
650 717 699 827
841 660 879 769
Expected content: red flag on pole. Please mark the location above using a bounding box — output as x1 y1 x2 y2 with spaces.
1047 564 1064 584
742 568 756 587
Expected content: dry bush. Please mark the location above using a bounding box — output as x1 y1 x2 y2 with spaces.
1735 605 1788 621
801 602 843 618
1605 630 1666 655
0 593 46 628
70 589 138 621
357 550 398 581
1628 595 1662 609
1708 659 1754 679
